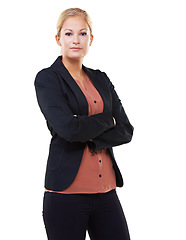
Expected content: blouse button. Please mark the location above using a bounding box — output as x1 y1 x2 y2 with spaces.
94 100 97 103
99 174 102 178
99 160 102 163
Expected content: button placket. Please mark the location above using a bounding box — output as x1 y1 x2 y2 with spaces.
97 151 103 179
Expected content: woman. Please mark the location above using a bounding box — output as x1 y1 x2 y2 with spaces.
35 8 134 240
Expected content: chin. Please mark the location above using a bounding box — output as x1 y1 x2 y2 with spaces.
68 53 86 59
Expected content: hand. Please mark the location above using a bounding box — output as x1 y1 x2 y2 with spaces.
113 117 116 126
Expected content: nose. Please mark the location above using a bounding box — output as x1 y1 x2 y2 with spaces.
73 34 80 45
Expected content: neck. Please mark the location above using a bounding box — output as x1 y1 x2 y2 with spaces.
62 56 84 78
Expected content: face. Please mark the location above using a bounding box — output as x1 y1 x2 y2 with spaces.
56 16 93 60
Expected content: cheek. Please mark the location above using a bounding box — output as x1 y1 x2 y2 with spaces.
60 36 70 45
60 38 71 52
61 39 67 46
83 37 91 48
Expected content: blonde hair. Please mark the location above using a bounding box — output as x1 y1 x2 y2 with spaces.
56 8 93 37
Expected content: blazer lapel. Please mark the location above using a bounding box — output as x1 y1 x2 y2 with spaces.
51 56 89 115
83 66 111 113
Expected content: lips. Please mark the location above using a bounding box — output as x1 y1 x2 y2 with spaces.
70 47 82 50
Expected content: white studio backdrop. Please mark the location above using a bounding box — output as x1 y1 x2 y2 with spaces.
0 0 186 239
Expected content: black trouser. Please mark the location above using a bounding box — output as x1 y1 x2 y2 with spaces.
43 189 131 240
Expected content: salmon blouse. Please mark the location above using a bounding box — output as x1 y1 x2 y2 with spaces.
46 74 116 194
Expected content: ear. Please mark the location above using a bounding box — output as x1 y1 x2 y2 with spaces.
89 35 94 46
55 34 62 47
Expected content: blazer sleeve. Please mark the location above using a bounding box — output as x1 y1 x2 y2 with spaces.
87 72 134 152
34 69 114 143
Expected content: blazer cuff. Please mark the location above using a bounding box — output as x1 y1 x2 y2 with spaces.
87 140 97 153
87 139 106 153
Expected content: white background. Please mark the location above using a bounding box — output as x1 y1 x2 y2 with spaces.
1 0 186 239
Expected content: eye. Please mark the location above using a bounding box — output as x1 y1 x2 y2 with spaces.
65 33 72 36
80 32 87 36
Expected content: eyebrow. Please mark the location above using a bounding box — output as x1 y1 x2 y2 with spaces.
80 28 88 31
64 28 88 31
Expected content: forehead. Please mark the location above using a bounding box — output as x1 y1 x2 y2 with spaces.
62 15 89 30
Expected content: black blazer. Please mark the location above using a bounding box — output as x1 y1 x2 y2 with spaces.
35 56 134 191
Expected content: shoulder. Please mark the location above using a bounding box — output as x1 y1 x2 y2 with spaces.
86 67 115 92
84 66 104 75
34 67 60 88
35 67 57 81
84 66 110 83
